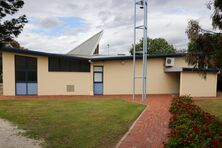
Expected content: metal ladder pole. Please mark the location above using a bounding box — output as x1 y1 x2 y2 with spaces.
145 0 148 99
132 0 148 102
132 0 137 101
142 0 145 101
142 0 148 101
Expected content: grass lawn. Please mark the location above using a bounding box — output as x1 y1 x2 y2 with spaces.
194 99 222 121
0 99 145 148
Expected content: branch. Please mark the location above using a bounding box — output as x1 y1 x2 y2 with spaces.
200 28 220 34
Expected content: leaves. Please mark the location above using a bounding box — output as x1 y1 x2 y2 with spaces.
130 38 176 55
208 0 222 29
214 0 222 24
0 0 24 19
186 20 222 69
0 15 27 40
165 96 222 148
0 0 27 48
186 0 222 69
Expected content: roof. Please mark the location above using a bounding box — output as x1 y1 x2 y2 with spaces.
0 47 188 61
0 47 88 60
67 31 103 56
89 53 187 61
164 68 220 73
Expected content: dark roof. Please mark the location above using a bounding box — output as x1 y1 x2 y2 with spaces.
89 53 186 61
0 47 88 60
165 67 220 73
182 68 220 73
0 47 187 61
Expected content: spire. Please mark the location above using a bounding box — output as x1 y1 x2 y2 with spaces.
67 30 103 56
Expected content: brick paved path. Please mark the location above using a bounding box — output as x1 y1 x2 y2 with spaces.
118 95 172 148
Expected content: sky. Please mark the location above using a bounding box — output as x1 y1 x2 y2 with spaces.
14 0 214 55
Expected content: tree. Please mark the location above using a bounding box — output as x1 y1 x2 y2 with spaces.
186 20 217 69
186 0 222 69
3 39 27 49
208 0 222 29
130 38 176 55
0 0 28 48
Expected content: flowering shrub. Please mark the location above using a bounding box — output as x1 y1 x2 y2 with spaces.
165 96 222 148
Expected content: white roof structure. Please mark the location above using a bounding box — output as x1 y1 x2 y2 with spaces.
67 31 103 56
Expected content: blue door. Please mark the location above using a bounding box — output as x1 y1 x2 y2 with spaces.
93 66 103 95
15 55 38 96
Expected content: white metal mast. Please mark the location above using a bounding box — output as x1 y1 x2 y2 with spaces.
133 0 148 102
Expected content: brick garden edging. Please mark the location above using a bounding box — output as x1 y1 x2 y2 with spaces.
117 95 172 148
115 106 148 148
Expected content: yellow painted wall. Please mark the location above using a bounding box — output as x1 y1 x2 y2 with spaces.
2 52 92 96
2 52 15 96
180 72 217 97
93 58 181 95
174 57 192 68
37 56 92 95
2 51 217 97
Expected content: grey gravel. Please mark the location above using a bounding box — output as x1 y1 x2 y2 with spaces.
0 118 42 148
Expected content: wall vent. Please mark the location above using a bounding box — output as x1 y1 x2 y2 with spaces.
66 85 75 92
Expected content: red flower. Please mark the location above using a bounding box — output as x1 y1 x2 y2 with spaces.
207 131 212 135
193 127 200 132
212 138 220 143
189 135 194 141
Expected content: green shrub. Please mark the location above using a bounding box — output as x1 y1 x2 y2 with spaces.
165 96 222 148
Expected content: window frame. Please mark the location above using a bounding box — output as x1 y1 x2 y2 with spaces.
48 57 90 72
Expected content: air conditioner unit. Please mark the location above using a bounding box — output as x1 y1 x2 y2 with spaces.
165 58 175 67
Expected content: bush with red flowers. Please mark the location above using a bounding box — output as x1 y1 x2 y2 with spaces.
165 96 222 148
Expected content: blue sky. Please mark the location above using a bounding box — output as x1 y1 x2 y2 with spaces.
28 17 86 36
16 0 213 54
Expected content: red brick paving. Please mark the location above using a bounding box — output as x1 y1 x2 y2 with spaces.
118 95 172 148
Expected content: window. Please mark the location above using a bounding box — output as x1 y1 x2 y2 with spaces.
94 66 103 72
27 57 37 70
15 55 37 83
15 71 26 82
60 58 69 71
69 60 79 71
48 57 90 72
49 57 60 71
94 73 102 82
15 56 26 70
27 71 37 82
